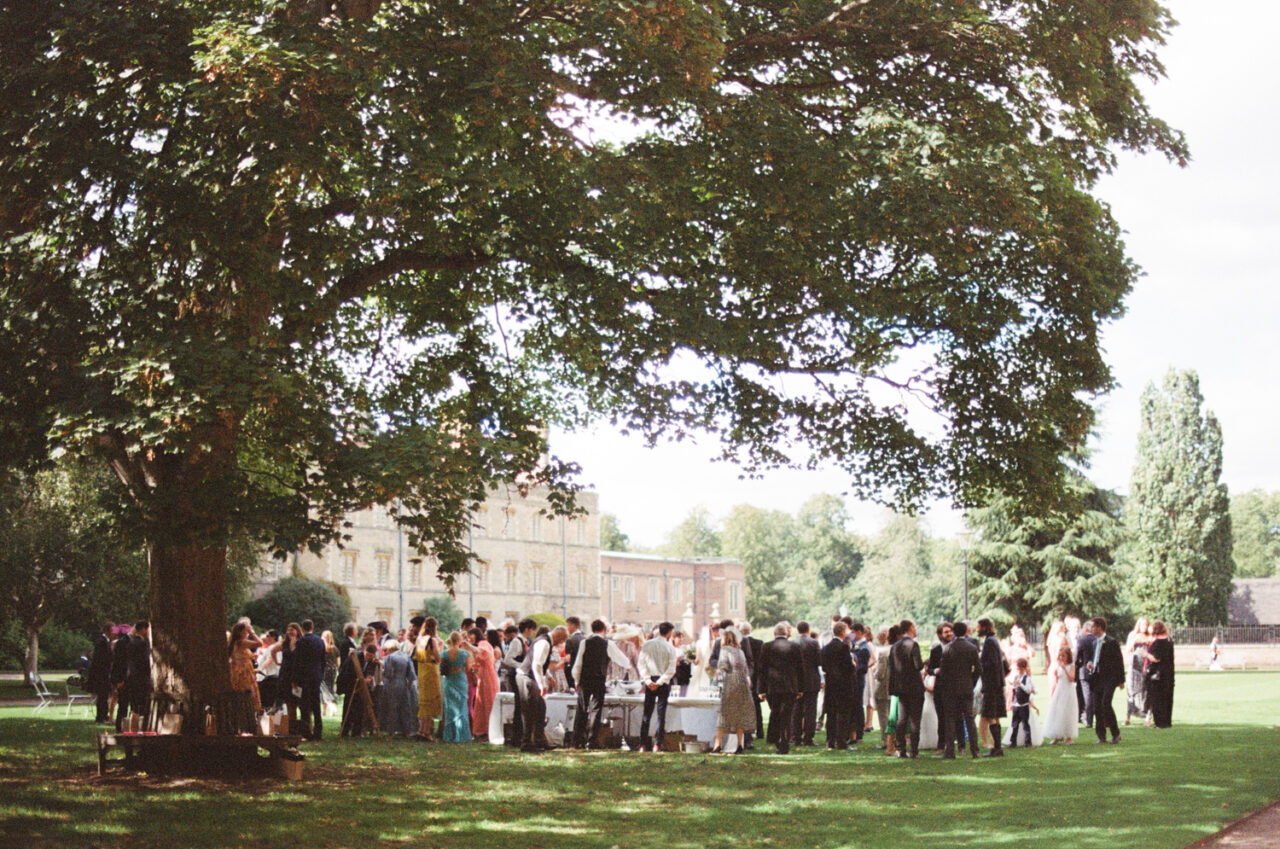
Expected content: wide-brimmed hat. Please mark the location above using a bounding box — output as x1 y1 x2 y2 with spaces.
611 624 642 641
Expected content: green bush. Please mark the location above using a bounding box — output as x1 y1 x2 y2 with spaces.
242 576 351 633
528 612 566 628
419 596 464 635
0 620 90 671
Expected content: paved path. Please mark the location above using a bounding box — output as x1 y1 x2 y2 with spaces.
1186 800 1280 849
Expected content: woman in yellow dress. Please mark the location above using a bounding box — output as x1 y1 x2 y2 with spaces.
412 616 444 740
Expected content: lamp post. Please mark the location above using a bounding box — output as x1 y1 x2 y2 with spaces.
958 530 974 623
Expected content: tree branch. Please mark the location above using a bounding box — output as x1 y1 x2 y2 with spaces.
331 247 493 304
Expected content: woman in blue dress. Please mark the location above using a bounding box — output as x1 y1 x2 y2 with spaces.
440 631 475 742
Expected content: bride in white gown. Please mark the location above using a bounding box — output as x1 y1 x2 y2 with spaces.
1041 645 1079 743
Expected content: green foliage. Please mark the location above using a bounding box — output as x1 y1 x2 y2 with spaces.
842 513 961 628
659 507 722 559
0 0 1187 702
796 495 863 592
0 621 88 672
420 596 465 635
600 514 631 553
969 468 1125 629
1125 370 1233 625
0 458 146 676
243 576 350 634
528 612 567 629
1230 490 1280 578
720 505 796 624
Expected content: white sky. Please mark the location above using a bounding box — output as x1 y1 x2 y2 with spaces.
550 0 1280 549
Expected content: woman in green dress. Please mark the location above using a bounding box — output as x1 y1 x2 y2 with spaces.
412 616 443 740
440 631 475 743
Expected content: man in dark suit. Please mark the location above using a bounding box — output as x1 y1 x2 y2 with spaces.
1075 618 1097 727
927 623 953 753
563 616 585 690
111 626 131 731
889 619 925 758
335 622 361 736
1087 616 1125 744
741 622 763 749
88 622 114 723
122 621 151 729
757 623 802 753
849 623 872 744
790 621 822 746
937 620 980 759
819 621 855 749
295 619 328 740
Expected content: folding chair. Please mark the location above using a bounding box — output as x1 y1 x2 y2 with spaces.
30 674 56 714
64 677 94 717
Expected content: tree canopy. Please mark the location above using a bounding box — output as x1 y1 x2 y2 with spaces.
1 0 1185 715
1230 490 1280 579
1125 370 1233 625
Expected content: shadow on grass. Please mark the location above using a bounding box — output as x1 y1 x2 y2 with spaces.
0 712 1276 849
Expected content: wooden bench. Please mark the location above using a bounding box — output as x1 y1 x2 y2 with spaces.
97 732 305 777
1194 650 1247 670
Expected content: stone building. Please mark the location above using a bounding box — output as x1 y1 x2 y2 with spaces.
1229 577 1280 625
597 552 746 635
255 486 601 631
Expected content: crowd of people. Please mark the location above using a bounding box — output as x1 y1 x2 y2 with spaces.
82 609 1177 756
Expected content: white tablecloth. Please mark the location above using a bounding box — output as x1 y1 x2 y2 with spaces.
487 691 724 747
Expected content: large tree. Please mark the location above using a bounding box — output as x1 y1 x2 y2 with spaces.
969 468 1124 628
1230 490 1280 578
720 504 796 624
1126 370 1233 625
2 0 1184 720
0 460 145 683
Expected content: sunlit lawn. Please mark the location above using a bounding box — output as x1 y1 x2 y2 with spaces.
1 671 1277 849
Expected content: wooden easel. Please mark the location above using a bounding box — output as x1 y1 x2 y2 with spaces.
339 651 379 736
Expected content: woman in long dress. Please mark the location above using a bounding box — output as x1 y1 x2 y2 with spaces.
469 628 500 739
1041 645 1079 743
227 619 262 734
1125 617 1151 726
440 631 475 743
377 639 420 736
712 628 756 753
413 616 444 740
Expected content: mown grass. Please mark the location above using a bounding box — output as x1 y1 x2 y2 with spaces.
0 671 1276 849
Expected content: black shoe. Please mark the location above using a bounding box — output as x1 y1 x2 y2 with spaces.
710 745 723 754
896 751 908 759
940 751 955 759
1007 742 1018 749
1110 734 1121 744
983 749 1003 758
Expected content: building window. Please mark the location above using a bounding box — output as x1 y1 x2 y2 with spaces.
672 579 683 604
341 550 357 583
502 508 515 539
576 519 587 545
648 577 659 604
475 506 488 537
532 563 544 592
409 558 422 589
475 561 489 590
505 561 518 591
530 513 542 541
576 566 588 595
376 607 393 625
376 553 391 587
729 581 741 613
623 576 634 603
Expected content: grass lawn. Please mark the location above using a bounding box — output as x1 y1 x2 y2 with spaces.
1 671 1277 849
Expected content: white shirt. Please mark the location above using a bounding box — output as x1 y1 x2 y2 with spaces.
570 635 634 686
518 637 554 691
637 637 680 686
256 643 280 679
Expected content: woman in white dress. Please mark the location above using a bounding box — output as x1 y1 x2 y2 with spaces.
1041 645 1079 744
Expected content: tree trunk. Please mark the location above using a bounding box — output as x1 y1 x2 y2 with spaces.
148 539 229 730
23 627 39 686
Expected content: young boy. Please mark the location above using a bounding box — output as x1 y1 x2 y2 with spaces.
1009 657 1035 747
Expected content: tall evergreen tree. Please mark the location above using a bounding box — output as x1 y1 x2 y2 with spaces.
1126 370 1233 625
969 469 1124 628
720 505 795 625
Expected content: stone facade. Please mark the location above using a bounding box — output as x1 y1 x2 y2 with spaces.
254 486 601 631
597 552 746 635
1229 577 1280 625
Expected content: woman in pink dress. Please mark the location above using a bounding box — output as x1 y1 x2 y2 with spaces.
469 627 500 739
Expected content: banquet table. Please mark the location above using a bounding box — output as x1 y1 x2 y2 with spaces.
487 690 725 748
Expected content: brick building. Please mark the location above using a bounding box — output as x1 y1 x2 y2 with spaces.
598 552 746 635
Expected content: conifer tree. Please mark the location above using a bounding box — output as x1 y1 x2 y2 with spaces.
1126 370 1233 625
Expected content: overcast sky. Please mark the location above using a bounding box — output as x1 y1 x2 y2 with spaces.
550 0 1280 548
